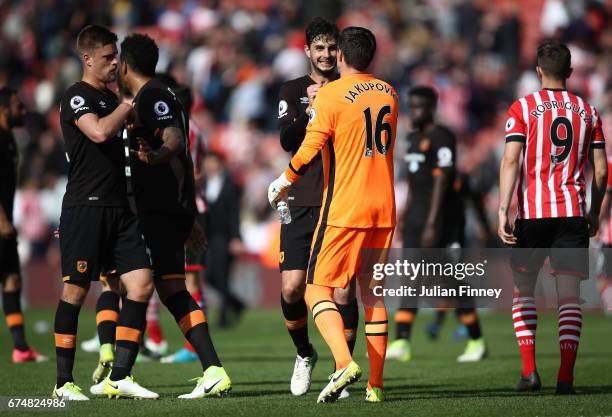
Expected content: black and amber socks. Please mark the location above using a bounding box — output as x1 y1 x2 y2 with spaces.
456 308 482 340
164 290 221 369
111 299 147 381
281 295 313 358
54 300 81 387
96 291 120 346
3 291 28 351
395 308 417 340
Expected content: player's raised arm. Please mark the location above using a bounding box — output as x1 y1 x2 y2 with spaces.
285 90 334 183
75 103 133 143
67 31 133 143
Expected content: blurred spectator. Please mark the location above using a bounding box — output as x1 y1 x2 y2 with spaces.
203 150 246 327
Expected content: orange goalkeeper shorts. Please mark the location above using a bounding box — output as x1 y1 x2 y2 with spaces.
306 225 394 288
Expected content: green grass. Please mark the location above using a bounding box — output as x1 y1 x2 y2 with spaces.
1 308 611 417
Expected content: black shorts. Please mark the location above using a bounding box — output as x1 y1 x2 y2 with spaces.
185 213 208 272
60 206 150 283
280 205 320 271
140 213 194 280
0 235 20 279
510 217 589 278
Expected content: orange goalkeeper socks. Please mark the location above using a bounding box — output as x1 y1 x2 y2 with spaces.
305 284 352 370
365 306 388 388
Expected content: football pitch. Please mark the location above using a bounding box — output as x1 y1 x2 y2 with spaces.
1 308 611 417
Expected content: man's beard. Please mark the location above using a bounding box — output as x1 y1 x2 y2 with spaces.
318 66 336 77
102 66 118 84
117 71 130 96
312 62 336 77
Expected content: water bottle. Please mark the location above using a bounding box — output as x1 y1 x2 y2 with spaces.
277 200 292 224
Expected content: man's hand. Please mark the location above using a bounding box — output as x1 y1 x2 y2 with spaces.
305 83 321 115
267 173 292 208
0 221 15 238
186 221 207 255
130 138 155 164
498 211 517 245
587 212 600 237
120 97 135 129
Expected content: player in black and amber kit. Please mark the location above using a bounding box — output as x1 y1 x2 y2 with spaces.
277 18 358 397
388 87 486 363
118 33 231 398
0 87 48 364
53 25 158 400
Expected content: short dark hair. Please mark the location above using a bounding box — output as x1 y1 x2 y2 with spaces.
537 41 571 80
76 25 117 54
305 17 339 46
120 33 159 77
408 86 438 107
338 27 376 71
0 87 16 108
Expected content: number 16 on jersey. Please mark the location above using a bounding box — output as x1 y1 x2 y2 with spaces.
364 105 392 157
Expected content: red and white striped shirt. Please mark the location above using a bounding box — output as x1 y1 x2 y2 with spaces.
505 89 606 219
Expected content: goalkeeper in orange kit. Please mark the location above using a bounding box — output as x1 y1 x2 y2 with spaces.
268 26 398 403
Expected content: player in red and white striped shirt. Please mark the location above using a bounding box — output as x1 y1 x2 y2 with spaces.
503 86 605 220
498 41 608 395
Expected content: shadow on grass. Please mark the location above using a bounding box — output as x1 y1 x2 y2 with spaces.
219 355 317 363
384 384 612 401
491 352 612 360
149 376 421 390
229 389 295 398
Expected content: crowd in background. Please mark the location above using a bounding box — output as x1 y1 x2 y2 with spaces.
1 0 611 274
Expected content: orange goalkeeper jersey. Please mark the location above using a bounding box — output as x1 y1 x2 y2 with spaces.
284 73 398 228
